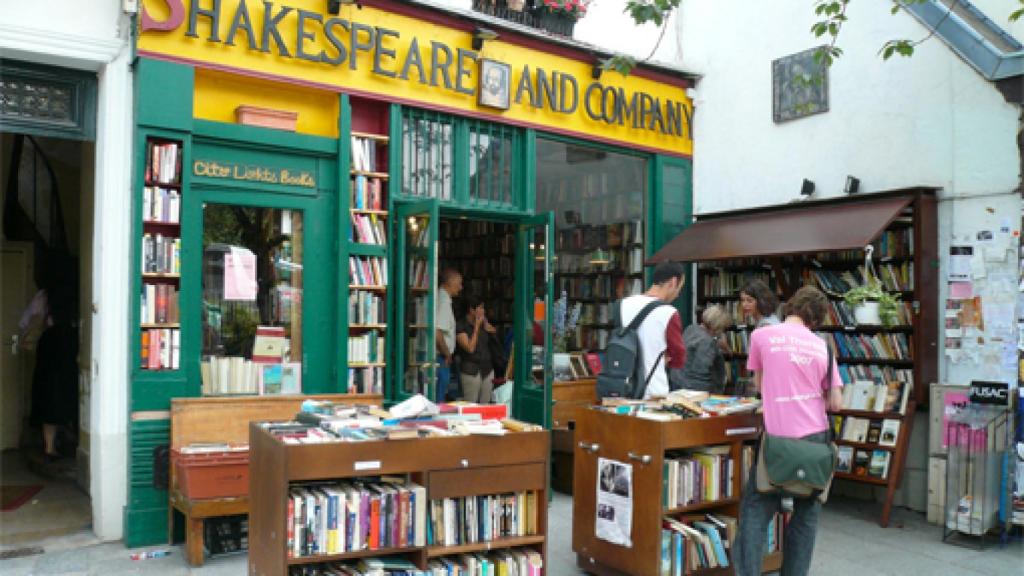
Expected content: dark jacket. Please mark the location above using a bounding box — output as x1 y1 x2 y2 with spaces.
679 324 726 394
456 319 493 377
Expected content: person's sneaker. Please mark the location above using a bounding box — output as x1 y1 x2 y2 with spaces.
781 496 794 512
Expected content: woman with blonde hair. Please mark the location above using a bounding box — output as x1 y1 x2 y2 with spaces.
679 305 732 393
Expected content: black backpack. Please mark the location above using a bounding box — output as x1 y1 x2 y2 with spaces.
596 300 669 399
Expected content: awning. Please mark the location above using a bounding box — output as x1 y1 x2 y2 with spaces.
647 195 914 263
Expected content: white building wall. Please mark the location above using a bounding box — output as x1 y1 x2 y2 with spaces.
0 0 132 541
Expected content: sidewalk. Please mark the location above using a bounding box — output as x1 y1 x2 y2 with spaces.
2 494 1020 575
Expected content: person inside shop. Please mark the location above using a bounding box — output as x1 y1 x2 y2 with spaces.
435 268 462 402
679 304 731 393
739 279 780 329
732 286 843 576
456 295 497 403
618 261 687 399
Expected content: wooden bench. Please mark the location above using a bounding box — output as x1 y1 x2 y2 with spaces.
168 393 382 566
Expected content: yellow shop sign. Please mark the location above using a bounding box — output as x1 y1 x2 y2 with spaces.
138 0 693 156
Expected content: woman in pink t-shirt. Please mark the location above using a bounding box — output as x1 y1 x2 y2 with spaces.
733 286 842 576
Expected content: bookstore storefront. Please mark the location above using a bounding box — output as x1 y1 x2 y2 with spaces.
128 0 693 544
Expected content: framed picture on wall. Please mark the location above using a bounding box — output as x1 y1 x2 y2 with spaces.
478 59 511 110
772 46 829 123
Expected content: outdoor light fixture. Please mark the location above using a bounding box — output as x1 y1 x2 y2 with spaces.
800 178 815 197
472 27 499 51
845 175 860 195
327 0 359 14
591 63 603 80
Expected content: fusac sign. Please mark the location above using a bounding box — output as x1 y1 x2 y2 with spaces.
138 0 693 153
968 380 1010 407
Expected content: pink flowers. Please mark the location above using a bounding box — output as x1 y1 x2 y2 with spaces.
543 0 589 19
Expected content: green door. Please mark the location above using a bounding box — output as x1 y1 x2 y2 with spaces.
392 199 440 403
514 211 554 427
189 187 336 393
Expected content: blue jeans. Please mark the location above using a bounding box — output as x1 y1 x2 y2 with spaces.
733 431 828 576
436 355 450 402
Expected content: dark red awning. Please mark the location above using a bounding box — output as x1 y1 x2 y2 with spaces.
647 195 914 263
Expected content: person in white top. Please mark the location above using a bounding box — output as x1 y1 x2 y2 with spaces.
435 268 462 401
618 262 687 399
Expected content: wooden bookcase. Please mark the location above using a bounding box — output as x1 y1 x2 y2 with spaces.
345 98 391 395
692 190 937 527
572 409 779 576
248 423 549 575
139 136 184 372
829 401 917 527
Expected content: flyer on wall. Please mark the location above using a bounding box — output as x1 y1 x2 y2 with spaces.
595 457 634 547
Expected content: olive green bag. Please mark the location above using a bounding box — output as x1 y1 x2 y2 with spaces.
755 349 837 502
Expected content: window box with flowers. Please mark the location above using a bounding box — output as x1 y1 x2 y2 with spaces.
535 0 588 36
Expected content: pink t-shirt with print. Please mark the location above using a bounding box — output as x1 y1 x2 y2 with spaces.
747 321 843 438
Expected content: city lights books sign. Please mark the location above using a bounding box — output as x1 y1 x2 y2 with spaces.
138 0 693 156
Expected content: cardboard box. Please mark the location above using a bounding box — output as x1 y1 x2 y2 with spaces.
173 449 250 500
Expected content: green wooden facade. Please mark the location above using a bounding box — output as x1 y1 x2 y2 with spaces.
126 57 692 546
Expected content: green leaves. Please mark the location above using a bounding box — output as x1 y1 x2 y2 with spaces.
602 55 637 77
1011 0 1024 22
624 0 681 27
879 39 916 60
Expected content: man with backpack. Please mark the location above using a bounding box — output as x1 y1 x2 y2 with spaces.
597 261 687 399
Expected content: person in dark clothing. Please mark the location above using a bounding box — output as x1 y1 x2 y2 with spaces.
455 295 496 403
29 282 78 460
680 305 732 393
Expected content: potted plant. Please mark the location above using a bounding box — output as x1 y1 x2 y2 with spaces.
843 279 901 327
534 0 589 36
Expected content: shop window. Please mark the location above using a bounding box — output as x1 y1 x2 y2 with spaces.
401 109 453 201
536 138 647 352
468 121 516 206
200 204 303 394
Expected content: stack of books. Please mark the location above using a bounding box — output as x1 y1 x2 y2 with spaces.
660 514 735 573
427 491 538 546
663 446 735 508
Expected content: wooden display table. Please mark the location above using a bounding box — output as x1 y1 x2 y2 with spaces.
168 393 381 565
249 423 549 575
572 408 780 576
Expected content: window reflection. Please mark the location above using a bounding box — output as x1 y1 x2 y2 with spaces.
201 204 303 395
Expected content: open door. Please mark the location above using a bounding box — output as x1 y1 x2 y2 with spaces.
513 211 554 427
392 199 439 403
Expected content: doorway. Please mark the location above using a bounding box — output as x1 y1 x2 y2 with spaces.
0 133 94 546
391 203 553 427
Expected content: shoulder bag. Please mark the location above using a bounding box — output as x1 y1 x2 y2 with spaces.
755 348 838 503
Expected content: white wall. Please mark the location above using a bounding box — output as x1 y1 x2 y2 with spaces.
675 0 1018 214
0 0 132 541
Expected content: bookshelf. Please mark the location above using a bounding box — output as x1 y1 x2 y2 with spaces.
346 112 390 395
572 409 781 575
139 136 183 372
248 422 549 575
694 195 935 401
439 220 515 332
552 220 645 352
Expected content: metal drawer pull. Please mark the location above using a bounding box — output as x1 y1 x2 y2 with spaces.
628 452 652 464
578 441 600 453
460 459 469 468
726 427 758 436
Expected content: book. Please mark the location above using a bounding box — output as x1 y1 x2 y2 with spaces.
853 450 870 476
841 417 868 442
848 380 876 410
253 326 286 363
868 450 891 479
878 419 900 447
866 420 882 444
836 446 854 473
